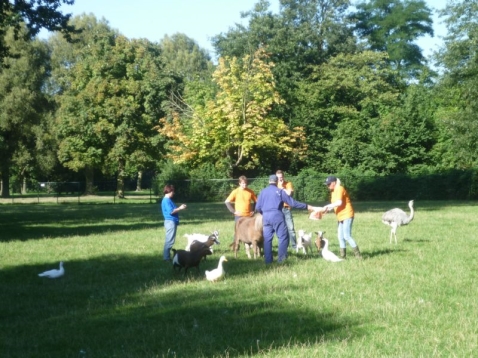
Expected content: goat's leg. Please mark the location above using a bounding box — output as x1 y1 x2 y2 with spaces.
245 243 252 259
252 242 258 259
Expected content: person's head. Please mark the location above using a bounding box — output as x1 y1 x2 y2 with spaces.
238 175 248 189
325 176 337 191
269 174 278 185
276 170 285 184
163 184 175 196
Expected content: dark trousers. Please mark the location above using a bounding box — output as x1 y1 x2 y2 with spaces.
263 212 289 264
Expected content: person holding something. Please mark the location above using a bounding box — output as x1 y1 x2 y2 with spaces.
255 174 322 264
322 176 362 259
161 184 187 261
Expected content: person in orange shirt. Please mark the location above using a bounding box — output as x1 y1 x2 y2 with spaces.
225 176 257 221
276 170 297 250
323 176 362 259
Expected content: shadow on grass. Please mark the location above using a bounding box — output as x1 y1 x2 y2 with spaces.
0 202 231 242
363 248 406 259
1 253 361 357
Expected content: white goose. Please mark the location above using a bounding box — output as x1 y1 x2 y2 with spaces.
38 261 65 278
321 239 343 262
205 256 227 282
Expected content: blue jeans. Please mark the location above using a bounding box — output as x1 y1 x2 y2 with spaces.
163 220 178 260
282 208 297 248
337 217 357 249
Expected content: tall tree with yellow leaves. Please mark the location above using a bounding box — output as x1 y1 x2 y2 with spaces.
158 47 306 177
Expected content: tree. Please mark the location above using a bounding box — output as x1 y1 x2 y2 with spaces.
295 51 403 173
0 0 76 66
157 48 306 177
351 0 434 79
212 0 357 158
51 15 180 196
159 33 213 81
431 0 478 169
0 26 51 197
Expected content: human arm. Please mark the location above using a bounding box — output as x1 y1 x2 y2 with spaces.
225 201 236 214
323 200 342 212
171 204 187 214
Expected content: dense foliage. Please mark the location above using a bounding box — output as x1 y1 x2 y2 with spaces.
1 0 477 199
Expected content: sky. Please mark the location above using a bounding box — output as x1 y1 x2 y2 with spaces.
40 0 449 60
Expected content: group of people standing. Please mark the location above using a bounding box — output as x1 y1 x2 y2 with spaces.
160 171 361 263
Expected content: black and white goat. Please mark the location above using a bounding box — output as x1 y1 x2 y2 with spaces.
171 247 212 275
296 229 313 255
184 230 220 252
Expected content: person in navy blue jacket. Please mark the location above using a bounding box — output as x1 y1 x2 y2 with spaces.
256 175 321 264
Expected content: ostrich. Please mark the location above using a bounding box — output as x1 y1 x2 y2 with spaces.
381 200 414 244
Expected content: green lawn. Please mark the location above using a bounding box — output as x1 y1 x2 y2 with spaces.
1 201 477 357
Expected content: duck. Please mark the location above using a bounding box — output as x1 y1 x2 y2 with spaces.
321 239 343 262
205 256 227 282
38 261 65 278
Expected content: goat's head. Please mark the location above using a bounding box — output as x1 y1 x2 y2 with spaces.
315 231 325 250
298 229 305 237
210 230 220 244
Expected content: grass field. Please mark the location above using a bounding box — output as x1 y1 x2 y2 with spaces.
1 200 478 357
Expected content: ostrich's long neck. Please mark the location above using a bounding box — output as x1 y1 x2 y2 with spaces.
406 202 415 224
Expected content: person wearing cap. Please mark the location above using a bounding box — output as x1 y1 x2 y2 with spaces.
225 175 257 221
255 174 321 264
323 176 362 259
276 170 298 250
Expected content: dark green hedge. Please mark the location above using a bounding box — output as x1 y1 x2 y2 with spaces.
154 169 478 203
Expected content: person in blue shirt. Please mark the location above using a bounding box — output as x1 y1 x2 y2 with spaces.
161 184 187 261
256 175 320 264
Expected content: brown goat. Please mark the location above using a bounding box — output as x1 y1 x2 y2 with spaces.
315 231 325 252
229 213 264 259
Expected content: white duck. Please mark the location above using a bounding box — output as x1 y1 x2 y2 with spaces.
205 256 227 282
38 261 65 278
321 239 343 262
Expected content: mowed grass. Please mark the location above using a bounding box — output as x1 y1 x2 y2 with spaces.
1 200 478 357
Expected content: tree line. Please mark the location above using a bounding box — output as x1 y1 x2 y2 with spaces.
1 0 477 198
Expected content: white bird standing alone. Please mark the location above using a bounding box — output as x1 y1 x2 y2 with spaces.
321 239 343 262
38 261 65 278
205 256 227 282
382 200 415 244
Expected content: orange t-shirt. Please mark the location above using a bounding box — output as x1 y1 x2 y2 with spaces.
278 180 294 209
331 185 354 221
225 187 257 217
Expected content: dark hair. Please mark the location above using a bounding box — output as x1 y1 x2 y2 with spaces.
163 184 175 194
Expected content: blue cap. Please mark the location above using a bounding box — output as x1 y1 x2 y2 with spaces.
269 174 278 183
325 176 337 185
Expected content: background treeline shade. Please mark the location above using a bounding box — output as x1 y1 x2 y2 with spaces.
1 0 477 199
154 168 478 203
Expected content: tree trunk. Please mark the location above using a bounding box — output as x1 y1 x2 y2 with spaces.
1 165 10 198
21 176 27 195
136 170 143 191
116 160 125 199
84 166 95 195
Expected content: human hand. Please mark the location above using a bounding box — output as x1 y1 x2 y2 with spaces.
180 204 187 210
